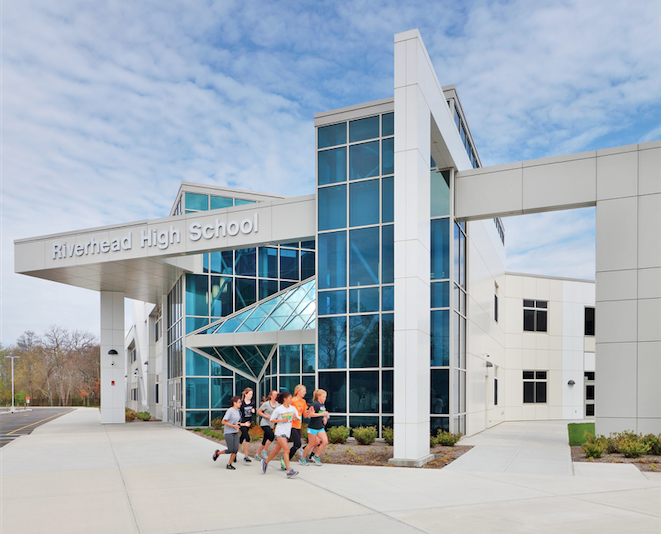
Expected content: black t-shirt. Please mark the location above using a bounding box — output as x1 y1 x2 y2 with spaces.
240 400 255 423
307 401 327 430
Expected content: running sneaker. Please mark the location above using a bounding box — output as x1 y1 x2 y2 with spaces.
261 451 269 460
280 458 287 471
313 455 322 466
299 457 309 466
261 459 268 474
286 469 299 479
226 464 236 470
244 456 252 463
212 449 221 462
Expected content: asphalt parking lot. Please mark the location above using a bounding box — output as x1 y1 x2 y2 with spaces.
0 407 74 447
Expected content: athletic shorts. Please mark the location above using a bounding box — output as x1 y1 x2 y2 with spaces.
225 432 239 454
307 427 326 436
275 433 290 439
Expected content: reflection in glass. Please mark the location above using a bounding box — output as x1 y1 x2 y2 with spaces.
349 116 379 142
318 317 347 369
431 218 450 280
382 370 393 413
211 276 232 317
349 371 379 412
349 315 379 368
350 141 379 180
302 344 316 373
382 176 394 223
318 231 347 290
279 345 301 374
318 122 346 148
318 147 347 185
431 369 449 414
210 196 233 210
186 349 210 376
349 287 379 313
186 377 209 409
382 112 394 137
318 184 347 231
185 192 208 210
382 137 394 175
318 290 347 315
235 277 256 309
258 247 278 278
349 179 379 227
430 170 451 217
381 313 394 367
280 249 299 281
209 251 233 274
431 281 450 308
431 310 449 366
319 372 347 412
382 225 394 284
186 274 208 317
235 248 256 277
350 227 379 286
301 250 315 279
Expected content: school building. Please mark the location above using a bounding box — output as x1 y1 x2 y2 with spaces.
15 30 660 466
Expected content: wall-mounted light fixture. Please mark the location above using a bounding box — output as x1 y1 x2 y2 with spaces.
108 349 118 355
568 380 576 386
486 362 494 368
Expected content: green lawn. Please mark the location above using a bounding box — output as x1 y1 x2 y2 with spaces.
568 422 595 446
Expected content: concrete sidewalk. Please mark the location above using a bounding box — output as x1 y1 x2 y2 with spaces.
1 408 659 534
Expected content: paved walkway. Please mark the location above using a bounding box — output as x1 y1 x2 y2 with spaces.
1 409 659 534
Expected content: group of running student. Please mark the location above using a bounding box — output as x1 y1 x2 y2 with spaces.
212 385 329 479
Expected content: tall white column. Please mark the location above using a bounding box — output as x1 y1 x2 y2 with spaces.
391 31 433 466
100 291 126 424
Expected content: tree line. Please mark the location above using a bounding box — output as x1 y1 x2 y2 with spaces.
1 327 100 407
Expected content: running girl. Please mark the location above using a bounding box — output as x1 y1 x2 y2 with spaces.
301 389 329 465
255 390 278 460
261 391 299 479
288 384 309 467
213 396 242 470
238 387 255 463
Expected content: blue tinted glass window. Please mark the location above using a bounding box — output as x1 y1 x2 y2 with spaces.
301 250 315 280
431 281 450 308
235 248 256 277
382 112 394 137
186 317 209 333
186 349 209 376
382 370 393 413
279 376 299 394
431 369 449 414
235 277 256 309
186 410 209 427
350 141 379 180
431 218 450 280
318 184 347 231
186 377 209 409
349 287 379 313
318 290 347 316
349 227 379 286
381 313 394 367
302 344 316 373
349 315 379 368
431 309 450 366
382 138 394 176
382 176 394 223
382 286 394 311
186 274 208 316
259 279 278 300
318 231 346 290
349 371 379 412
301 240 315 250
349 179 379 227
210 196 233 210
279 345 301 374
349 116 379 142
318 317 347 369
211 377 233 408
318 122 347 148
209 251 233 275
258 247 278 278
318 147 347 186
431 170 450 217
235 199 256 206
280 249 299 281
382 225 394 285
210 276 233 317
280 280 295 291
319 372 347 412
185 192 208 211
281 242 299 248
211 360 232 377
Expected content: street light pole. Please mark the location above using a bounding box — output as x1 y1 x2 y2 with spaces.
5 355 20 411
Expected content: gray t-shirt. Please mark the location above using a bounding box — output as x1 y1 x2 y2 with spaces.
222 407 241 434
258 400 279 428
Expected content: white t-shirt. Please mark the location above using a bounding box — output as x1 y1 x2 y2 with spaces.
270 405 298 438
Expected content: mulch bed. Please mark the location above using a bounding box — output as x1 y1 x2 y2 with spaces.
571 446 661 472
191 429 472 469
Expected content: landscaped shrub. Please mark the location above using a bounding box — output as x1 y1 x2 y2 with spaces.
202 428 223 439
211 417 224 430
301 423 308 442
353 426 377 445
604 433 619 454
125 408 136 422
641 434 661 456
382 427 394 445
327 425 351 444
619 439 650 458
582 440 606 458
136 412 151 421
436 430 462 446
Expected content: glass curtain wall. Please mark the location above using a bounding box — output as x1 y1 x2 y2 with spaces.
166 279 183 425
317 112 395 435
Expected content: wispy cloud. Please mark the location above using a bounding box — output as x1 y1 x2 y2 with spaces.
1 0 658 343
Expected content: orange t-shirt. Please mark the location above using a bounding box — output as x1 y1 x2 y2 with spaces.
290 397 307 429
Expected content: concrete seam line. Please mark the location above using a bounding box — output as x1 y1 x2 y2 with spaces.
570 490 661 520
105 426 142 534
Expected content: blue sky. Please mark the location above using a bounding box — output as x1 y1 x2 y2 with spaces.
1 0 660 345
